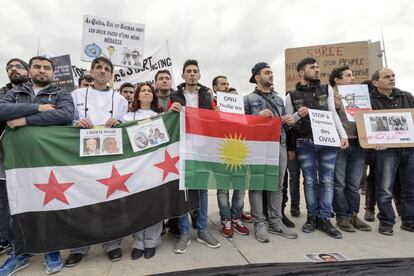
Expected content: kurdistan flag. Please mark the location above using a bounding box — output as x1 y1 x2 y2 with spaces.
180 107 281 191
2 112 198 255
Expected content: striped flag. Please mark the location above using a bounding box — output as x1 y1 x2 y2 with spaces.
180 107 281 191
2 112 198 255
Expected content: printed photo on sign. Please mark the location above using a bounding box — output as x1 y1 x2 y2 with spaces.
80 128 123 157
304 252 350 263
337 84 372 122
363 112 414 144
126 118 169 152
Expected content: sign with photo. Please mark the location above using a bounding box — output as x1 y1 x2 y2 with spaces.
304 252 350 263
81 15 145 69
80 128 123 157
126 118 169 152
309 109 340 147
355 109 414 148
337 84 371 122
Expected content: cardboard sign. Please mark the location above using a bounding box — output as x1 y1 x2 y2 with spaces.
81 15 145 69
309 109 340 147
216 92 245 114
355 109 414 148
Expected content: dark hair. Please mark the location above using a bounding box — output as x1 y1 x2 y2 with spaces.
212 75 227 91
78 75 94 87
154 69 172 81
371 68 384 81
120 82 134 93
296 57 317 72
182 59 199 74
91 57 114 73
28 56 55 71
329 66 350 87
131 83 163 113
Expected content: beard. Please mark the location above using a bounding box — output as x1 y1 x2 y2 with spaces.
32 76 51 87
10 74 29 85
304 73 319 82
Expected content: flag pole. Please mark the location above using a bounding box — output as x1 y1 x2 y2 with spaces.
381 29 388 68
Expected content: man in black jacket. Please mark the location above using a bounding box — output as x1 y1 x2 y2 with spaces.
370 68 414 236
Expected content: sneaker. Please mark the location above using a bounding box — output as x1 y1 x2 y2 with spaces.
401 222 414 232
44 252 63 275
302 214 317 233
197 231 220 248
350 214 372 231
336 218 355 232
0 240 11 255
317 217 343 239
290 205 300 217
241 212 253 223
379 223 394 236
65 253 83 267
221 219 233 238
174 233 191 254
254 222 270 243
268 219 298 239
282 215 296 228
0 255 31 276
364 209 375 222
231 219 249 235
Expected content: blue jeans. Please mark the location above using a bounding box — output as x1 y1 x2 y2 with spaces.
0 180 11 242
287 156 301 207
374 148 414 226
333 143 365 219
217 190 245 220
296 140 338 219
179 190 208 234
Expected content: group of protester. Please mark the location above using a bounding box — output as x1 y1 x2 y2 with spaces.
0 54 412 276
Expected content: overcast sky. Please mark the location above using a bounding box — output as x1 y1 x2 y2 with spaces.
1 0 413 95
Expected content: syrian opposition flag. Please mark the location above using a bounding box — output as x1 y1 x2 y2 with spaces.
2 112 198 255
180 107 281 191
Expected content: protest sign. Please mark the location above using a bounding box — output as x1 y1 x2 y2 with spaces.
285 41 383 92
126 118 170 152
304 252 350 263
80 128 123 156
337 84 371 122
216 92 245 114
355 109 414 148
81 15 145 69
50 55 75 92
309 109 340 147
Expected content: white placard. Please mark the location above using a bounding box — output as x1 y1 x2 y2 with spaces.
337 84 372 122
216 92 245 114
309 109 341 147
81 15 145 69
363 112 414 144
126 118 170 152
80 128 123 157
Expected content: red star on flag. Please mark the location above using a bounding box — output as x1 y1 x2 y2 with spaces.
34 170 74 206
97 165 133 199
154 150 179 181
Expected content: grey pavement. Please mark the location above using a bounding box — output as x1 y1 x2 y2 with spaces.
1 190 413 275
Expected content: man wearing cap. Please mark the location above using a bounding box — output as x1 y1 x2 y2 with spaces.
244 62 298 243
1 59 30 98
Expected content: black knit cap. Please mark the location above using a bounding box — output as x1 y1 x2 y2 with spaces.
6 58 29 72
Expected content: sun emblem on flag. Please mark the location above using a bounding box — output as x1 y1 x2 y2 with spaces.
218 133 250 171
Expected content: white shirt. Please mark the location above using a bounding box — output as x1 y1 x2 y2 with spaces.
72 87 128 125
183 89 199 108
123 109 157 122
33 87 42 96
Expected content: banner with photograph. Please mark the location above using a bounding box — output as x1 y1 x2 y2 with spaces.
81 15 145 69
337 84 371 122
80 128 123 156
126 118 170 152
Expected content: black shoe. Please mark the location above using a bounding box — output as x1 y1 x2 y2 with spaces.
282 215 296 228
0 240 11 255
107 248 122 262
317 217 343 239
290 205 300 217
144 247 156 259
364 209 375 222
65 253 83 267
131 248 144 260
401 222 414 232
190 210 198 230
302 214 317 233
166 218 181 238
379 223 394 236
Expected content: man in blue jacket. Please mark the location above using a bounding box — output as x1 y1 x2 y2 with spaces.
0 56 74 275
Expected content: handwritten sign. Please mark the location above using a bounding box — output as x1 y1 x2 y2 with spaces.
309 109 340 147
216 92 245 114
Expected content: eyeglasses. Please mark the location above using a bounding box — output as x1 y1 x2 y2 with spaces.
6 64 26 70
